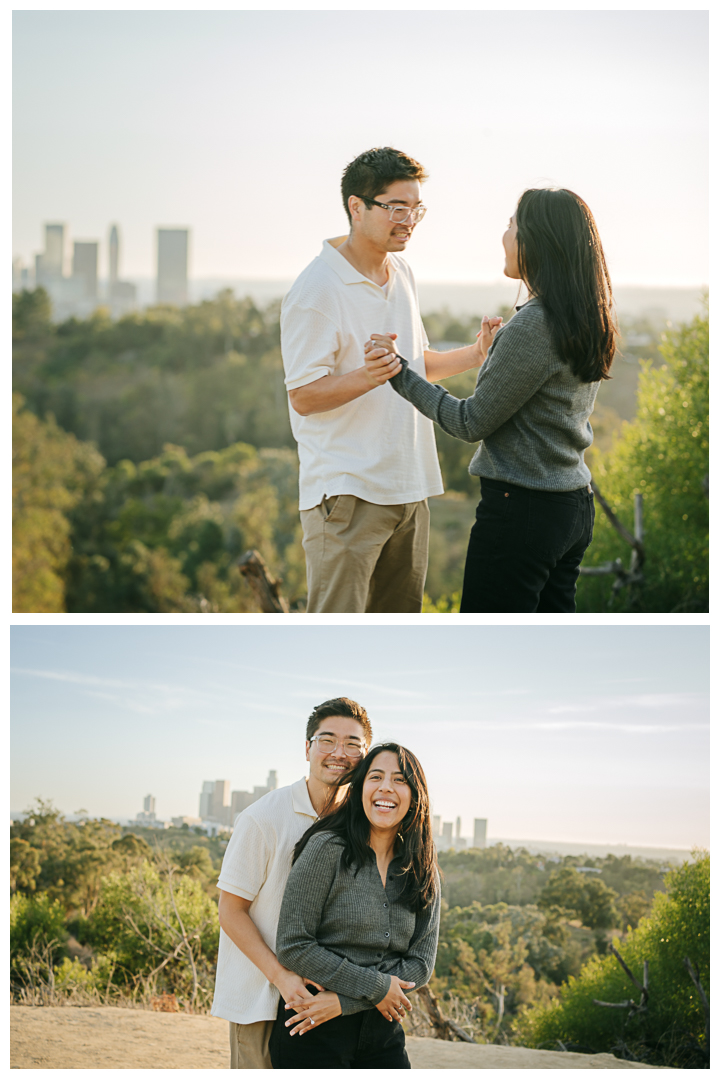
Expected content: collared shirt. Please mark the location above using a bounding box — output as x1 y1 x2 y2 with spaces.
276 831 441 1016
210 778 317 1024
281 237 443 511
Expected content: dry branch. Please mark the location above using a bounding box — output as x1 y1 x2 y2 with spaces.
417 984 476 1043
236 549 289 613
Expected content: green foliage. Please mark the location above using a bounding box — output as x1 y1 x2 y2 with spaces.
539 867 620 930
515 852 709 1067
10 892 68 968
12 394 105 612
65 441 305 612
578 308 709 612
84 860 219 1006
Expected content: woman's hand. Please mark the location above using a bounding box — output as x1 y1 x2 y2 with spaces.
283 989 342 1036
375 975 415 1022
476 315 503 362
363 333 402 387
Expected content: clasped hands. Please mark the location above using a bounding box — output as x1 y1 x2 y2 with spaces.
283 974 416 1037
363 315 503 388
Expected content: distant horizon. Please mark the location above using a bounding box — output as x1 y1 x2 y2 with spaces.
9 805 698 865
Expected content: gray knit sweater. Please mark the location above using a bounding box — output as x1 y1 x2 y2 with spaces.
391 299 600 491
275 831 441 1016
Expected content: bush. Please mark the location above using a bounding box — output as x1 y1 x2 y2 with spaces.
10 892 68 977
514 851 709 1067
578 307 709 612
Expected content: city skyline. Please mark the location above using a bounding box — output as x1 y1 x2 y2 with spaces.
13 11 708 286
10 625 709 850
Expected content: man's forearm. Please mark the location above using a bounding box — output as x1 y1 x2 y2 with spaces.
424 345 482 383
218 900 284 985
288 368 375 416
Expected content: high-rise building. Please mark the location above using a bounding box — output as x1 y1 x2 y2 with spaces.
44 224 65 277
455 816 462 839
230 771 278 826
441 821 453 847
157 228 188 305
72 242 98 299
109 225 119 290
473 818 487 849
199 781 214 819
143 794 156 814
211 780 231 824
432 814 441 837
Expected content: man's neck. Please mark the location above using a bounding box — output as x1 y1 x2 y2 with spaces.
337 234 390 287
306 775 346 817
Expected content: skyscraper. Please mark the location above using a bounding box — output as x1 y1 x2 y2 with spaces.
143 794 156 814
473 818 487 849
109 225 119 290
72 242 98 299
36 223 66 285
157 228 189 305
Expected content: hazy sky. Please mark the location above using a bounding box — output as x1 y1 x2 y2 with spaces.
13 10 708 285
10 625 709 850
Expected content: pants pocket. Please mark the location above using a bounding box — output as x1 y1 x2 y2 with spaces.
526 494 580 560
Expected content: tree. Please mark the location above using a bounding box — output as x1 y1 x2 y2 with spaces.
12 395 105 612
578 306 709 612
515 852 709 1067
539 868 620 931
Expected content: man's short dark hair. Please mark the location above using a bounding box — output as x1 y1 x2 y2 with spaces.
341 147 428 226
306 697 373 746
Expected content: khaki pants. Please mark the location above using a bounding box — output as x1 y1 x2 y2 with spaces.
229 1019 274 1069
300 494 430 613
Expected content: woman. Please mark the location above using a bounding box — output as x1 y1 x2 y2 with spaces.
365 187 618 613
269 743 440 1069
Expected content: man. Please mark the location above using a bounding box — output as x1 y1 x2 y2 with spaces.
211 698 372 1068
281 146 491 613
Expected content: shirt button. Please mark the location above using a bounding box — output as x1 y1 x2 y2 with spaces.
383 903 388 908
385 932 390 937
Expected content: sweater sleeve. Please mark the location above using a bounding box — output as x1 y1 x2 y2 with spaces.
276 835 392 1009
390 307 555 443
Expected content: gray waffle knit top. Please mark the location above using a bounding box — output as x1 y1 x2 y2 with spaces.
275 831 441 1016
390 298 600 491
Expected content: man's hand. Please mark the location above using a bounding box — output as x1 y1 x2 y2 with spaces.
273 969 324 1007
364 332 402 387
476 315 503 362
283 989 342 1036
375 976 415 1022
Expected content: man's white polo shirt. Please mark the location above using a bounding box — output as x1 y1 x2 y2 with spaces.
210 778 317 1025
281 237 444 511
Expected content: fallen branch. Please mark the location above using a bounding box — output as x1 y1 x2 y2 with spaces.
236 550 289 613
417 984 476 1043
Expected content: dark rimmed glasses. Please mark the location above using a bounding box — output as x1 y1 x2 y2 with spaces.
356 197 427 225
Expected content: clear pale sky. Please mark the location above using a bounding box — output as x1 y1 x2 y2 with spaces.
12 10 708 286
10 625 709 850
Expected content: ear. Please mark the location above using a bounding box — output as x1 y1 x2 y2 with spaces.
347 196 364 225
305 740 311 762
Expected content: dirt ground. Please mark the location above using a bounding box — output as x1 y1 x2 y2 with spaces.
10 1006 669 1069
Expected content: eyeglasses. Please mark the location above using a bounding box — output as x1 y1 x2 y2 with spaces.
357 197 427 225
309 735 366 759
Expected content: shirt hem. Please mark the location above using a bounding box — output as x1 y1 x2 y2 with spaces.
299 482 444 512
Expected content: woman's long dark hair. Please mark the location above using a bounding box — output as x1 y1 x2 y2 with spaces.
516 187 617 382
294 743 438 913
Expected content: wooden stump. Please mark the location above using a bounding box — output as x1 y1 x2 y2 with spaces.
236 550 289 613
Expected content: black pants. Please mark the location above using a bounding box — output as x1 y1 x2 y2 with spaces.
460 478 595 613
269 996 411 1069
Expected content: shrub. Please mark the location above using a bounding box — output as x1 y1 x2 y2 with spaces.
514 852 709 1067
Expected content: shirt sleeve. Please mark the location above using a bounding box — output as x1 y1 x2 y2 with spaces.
216 812 271 902
390 310 555 443
275 834 392 1009
281 304 341 392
